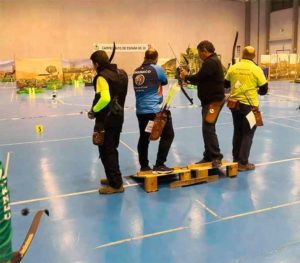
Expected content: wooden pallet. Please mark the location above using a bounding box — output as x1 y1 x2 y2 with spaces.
187 161 238 178
132 167 190 192
131 161 238 193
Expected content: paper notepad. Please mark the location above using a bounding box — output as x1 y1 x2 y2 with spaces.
145 120 154 133
246 111 256 129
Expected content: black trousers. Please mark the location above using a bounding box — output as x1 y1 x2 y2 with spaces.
136 112 174 168
97 126 123 188
231 104 257 165
201 105 223 161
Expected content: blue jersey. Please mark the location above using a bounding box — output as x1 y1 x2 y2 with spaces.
133 63 168 114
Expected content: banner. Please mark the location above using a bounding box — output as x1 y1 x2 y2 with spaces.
0 60 15 82
15 58 63 89
94 43 150 53
62 59 94 85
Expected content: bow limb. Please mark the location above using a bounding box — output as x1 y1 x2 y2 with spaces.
179 82 193 105
11 210 49 263
109 42 116 62
168 43 194 105
232 31 239 65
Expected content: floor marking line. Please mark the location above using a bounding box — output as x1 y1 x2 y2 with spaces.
0 111 85 122
94 226 188 249
10 184 139 206
266 120 300 131
0 136 91 147
255 157 300 167
10 90 14 102
9 157 300 206
265 114 300 120
124 178 131 186
94 199 300 250
284 117 300 123
2 113 300 147
220 199 300 221
195 199 221 218
270 93 298 100
120 139 138 155
62 102 90 107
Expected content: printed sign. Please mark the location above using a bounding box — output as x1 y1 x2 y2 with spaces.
94 44 150 53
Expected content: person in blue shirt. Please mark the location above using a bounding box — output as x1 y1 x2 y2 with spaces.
133 48 174 173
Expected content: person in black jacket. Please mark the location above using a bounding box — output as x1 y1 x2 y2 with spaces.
180 40 224 168
88 50 128 194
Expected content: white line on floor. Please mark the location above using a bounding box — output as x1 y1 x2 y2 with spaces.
120 139 138 155
267 120 300 131
265 114 300 120
9 156 300 207
0 136 90 147
256 157 300 167
195 199 221 218
94 198 300 250
62 102 90 107
1 112 299 147
0 112 85 122
94 226 189 249
284 117 300 123
10 90 14 102
124 178 131 185
220 199 300 221
10 184 139 206
270 94 299 100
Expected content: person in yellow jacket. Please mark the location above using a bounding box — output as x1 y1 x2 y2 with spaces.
225 46 268 171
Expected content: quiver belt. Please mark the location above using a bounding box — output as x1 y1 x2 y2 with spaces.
149 111 168 141
252 107 263 126
205 99 226 124
93 122 105 146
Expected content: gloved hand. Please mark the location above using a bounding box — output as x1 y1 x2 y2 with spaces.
179 67 189 80
87 110 95 119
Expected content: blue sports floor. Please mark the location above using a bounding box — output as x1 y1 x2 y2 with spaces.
1 80 300 263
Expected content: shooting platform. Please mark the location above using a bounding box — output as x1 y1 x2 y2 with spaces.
132 161 238 193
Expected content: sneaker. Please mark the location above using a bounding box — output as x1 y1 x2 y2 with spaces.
238 163 255 172
100 178 109 185
98 185 124 194
212 159 222 168
195 158 211 164
153 165 174 174
140 166 152 172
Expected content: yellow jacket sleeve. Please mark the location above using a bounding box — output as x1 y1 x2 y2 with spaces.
93 76 111 112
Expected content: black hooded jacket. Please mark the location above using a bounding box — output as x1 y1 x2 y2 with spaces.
92 64 128 128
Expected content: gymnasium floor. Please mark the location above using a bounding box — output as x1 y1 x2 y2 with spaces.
1 80 300 263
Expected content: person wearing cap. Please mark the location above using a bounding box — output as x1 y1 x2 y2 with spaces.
132 48 174 174
89 50 128 194
225 46 268 171
180 40 224 168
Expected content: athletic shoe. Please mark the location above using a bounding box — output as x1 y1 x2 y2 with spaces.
153 165 174 174
140 166 152 172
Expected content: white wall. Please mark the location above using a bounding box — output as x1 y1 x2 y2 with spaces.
269 8 293 54
0 0 245 73
270 8 293 41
